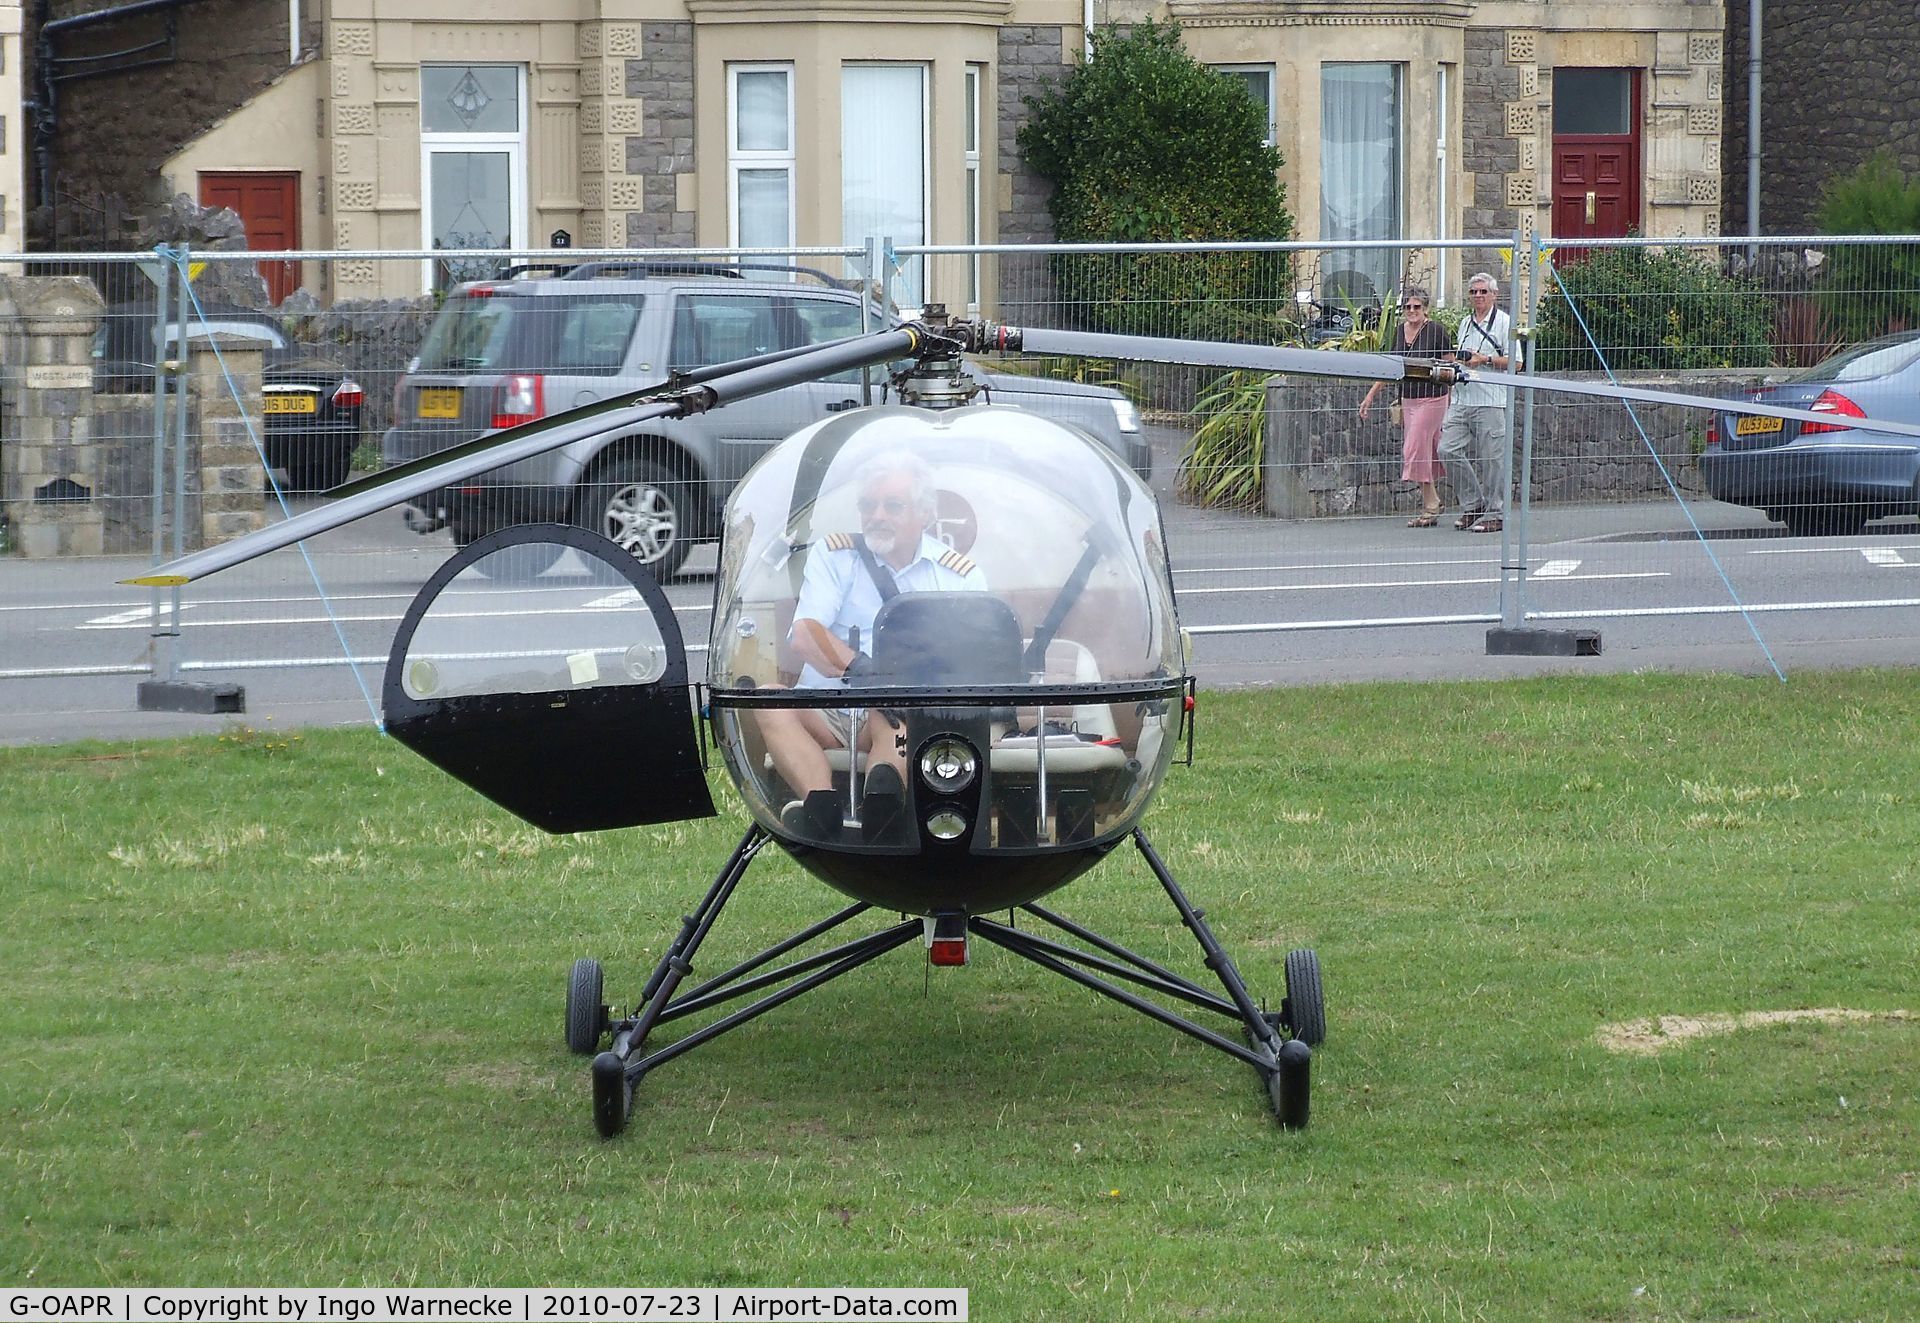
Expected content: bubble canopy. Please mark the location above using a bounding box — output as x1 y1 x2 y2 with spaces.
705 405 1189 903
708 404 1183 694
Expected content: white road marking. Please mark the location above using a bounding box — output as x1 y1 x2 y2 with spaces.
1861 548 1906 567
1534 559 1581 577
84 604 190 626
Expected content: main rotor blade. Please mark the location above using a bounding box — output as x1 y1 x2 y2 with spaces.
1007 326 1920 440
125 325 924 586
1012 327 1404 381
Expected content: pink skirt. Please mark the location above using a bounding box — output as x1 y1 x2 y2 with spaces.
1401 395 1448 483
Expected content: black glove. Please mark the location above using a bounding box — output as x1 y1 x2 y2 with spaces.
841 651 877 681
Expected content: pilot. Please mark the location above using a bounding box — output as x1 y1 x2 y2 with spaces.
758 450 988 830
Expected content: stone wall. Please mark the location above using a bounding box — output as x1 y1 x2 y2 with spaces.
1260 369 1771 519
624 22 697 248
1722 2 1920 236
996 25 1069 316
42 0 309 214
0 275 267 558
1459 28 1522 279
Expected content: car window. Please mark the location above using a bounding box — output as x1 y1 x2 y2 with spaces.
547 297 644 372
417 293 517 371
670 295 781 370
1790 335 1920 384
793 297 869 384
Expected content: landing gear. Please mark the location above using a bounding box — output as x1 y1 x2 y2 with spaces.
569 827 1323 1136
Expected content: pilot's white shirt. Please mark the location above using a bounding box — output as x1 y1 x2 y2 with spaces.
792 532 988 688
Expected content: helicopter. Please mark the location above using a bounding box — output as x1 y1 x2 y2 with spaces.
128 302 1920 1138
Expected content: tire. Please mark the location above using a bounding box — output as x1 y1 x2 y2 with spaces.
291 447 353 493
1282 948 1325 1047
1779 504 1868 537
575 455 691 579
566 957 606 1055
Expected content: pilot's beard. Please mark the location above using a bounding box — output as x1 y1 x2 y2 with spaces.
863 528 897 558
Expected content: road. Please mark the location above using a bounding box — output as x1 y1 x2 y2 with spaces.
4 438 1919 745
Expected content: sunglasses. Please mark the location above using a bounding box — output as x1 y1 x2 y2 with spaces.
1401 301 1426 310
1469 287 1495 295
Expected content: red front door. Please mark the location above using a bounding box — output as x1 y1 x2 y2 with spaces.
199 172 301 303
1550 69 1642 260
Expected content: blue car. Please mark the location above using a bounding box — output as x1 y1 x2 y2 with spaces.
1701 331 1920 536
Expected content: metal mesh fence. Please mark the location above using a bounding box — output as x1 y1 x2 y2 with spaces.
4 235 1920 727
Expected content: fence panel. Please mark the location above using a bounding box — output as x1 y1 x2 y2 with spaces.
4 235 1919 732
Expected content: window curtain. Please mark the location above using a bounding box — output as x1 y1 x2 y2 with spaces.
842 65 926 306
1320 64 1402 305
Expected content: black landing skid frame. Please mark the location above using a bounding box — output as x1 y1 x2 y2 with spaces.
573 827 1316 1137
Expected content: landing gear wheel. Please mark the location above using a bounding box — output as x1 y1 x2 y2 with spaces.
591 1051 632 1138
1282 948 1325 1047
566 958 607 1055
577 456 691 579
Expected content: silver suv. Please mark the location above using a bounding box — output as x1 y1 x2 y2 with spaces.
383 262 1148 577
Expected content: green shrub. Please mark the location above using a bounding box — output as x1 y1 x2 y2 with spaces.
1017 20 1294 342
1533 245 1773 371
1813 152 1920 340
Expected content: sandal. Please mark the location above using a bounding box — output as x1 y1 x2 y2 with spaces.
1407 509 1441 528
1454 507 1486 531
1470 516 1504 533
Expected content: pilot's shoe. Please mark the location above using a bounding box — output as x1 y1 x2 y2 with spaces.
780 800 812 835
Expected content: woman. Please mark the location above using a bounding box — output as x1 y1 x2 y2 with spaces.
1358 285 1453 527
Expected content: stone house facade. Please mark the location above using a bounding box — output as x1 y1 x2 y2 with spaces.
26 0 1730 306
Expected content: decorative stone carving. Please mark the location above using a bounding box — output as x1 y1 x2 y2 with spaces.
1507 31 1537 64
582 103 603 134
609 177 644 210
1505 102 1539 137
1687 105 1721 135
1517 64 1538 98
607 101 641 133
1506 173 1537 207
606 26 639 56
1689 34 1721 65
333 23 373 57
336 180 377 211
335 103 375 135
580 25 602 58
1687 174 1720 204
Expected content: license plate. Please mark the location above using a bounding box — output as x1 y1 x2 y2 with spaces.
1734 414 1783 436
264 393 318 415
418 387 462 419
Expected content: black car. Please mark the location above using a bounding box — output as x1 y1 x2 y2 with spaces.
94 304 367 492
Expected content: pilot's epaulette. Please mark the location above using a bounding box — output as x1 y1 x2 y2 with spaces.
823 532 856 552
938 548 977 576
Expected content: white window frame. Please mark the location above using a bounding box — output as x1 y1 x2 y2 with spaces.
842 62 930 308
1213 63 1276 147
728 62 796 261
419 64 529 294
965 63 983 310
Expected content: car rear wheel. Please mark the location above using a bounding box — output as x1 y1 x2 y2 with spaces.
291 448 353 493
576 456 690 579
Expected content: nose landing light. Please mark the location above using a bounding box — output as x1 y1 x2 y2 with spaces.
924 914 968 967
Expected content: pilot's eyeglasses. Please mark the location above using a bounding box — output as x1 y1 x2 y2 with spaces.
858 496 911 517
1401 301 1425 310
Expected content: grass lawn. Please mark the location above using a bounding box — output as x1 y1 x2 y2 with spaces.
3 672 1917 1319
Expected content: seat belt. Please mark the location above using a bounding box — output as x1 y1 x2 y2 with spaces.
851 534 900 602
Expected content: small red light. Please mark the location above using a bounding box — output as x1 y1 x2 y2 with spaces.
462 284 500 299
1704 416 1720 447
331 379 365 409
1183 696 1196 713
1800 388 1866 434
929 938 968 967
